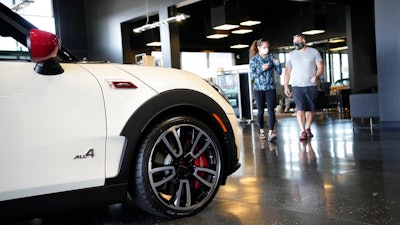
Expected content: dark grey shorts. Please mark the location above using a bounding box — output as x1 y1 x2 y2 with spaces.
292 86 318 111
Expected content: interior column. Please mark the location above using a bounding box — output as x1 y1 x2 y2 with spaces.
159 6 181 69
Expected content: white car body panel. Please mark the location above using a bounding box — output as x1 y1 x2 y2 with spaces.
0 62 108 201
77 63 157 136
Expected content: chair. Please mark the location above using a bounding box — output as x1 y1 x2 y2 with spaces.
349 93 379 134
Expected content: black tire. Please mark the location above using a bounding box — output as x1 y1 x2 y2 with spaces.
129 115 223 218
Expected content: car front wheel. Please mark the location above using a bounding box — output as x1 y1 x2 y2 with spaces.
130 115 223 218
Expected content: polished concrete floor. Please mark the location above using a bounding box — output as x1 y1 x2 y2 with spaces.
9 111 400 225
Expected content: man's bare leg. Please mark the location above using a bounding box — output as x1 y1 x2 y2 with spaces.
297 110 306 132
305 111 314 129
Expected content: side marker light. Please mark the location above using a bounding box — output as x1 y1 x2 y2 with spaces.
212 113 227 133
107 81 137 89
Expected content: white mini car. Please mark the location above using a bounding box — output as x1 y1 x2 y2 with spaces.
0 3 241 222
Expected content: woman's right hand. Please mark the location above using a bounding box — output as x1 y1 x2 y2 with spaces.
262 63 270 70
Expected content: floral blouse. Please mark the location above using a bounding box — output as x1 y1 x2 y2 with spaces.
249 54 282 91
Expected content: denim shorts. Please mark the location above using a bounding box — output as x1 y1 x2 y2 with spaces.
292 86 318 111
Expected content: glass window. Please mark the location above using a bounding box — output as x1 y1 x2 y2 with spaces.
0 0 54 59
278 52 285 64
332 53 341 82
341 54 349 79
209 52 235 69
328 52 349 84
325 53 331 83
216 72 239 108
1 0 55 32
0 35 29 60
181 52 234 79
181 52 208 78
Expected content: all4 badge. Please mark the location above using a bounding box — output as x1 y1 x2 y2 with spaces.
74 149 94 159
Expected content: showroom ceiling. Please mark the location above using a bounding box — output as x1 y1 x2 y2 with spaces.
130 0 349 53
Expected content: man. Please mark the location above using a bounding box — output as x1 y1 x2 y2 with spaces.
284 34 324 141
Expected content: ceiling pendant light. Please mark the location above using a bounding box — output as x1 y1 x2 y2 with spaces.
230 44 249 49
11 0 34 12
232 29 253 34
133 13 190 33
240 20 261 26
301 3 326 36
211 5 240 31
301 13 325 35
146 41 162 47
132 0 190 34
207 34 228 39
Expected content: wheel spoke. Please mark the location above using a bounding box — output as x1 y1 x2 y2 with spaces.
193 167 217 187
150 165 176 187
192 139 211 159
161 130 183 158
174 179 191 207
186 130 211 159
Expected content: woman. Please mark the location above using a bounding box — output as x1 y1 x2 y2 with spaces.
249 38 282 141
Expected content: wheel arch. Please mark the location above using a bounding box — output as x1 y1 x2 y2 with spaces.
105 89 239 186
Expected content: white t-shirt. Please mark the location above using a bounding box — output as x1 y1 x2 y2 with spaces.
286 47 322 87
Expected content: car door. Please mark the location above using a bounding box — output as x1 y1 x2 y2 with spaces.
0 61 107 201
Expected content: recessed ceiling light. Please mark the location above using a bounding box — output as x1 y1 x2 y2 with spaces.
232 29 253 34
329 46 348 51
146 41 162 46
302 30 325 35
329 38 345 43
230 44 249 49
207 34 229 39
240 20 261 26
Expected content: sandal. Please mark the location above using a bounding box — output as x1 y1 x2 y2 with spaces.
268 133 277 142
260 133 266 140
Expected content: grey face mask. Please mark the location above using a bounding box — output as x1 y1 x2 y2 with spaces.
294 42 304 50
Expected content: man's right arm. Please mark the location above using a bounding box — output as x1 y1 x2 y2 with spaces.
284 66 292 97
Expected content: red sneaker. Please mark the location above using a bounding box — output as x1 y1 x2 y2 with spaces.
306 128 313 138
299 131 307 141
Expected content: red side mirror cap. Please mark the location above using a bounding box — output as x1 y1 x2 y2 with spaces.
28 29 60 62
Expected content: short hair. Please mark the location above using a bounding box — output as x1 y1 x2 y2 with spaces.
292 34 305 43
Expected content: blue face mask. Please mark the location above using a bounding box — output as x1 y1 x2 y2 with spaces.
294 42 304 50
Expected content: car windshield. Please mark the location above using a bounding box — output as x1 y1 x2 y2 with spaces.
334 78 350 86
0 3 80 62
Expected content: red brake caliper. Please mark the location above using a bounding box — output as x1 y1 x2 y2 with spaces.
193 153 208 189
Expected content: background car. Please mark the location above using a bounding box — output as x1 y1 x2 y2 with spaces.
0 3 241 222
330 78 350 95
334 78 350 86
